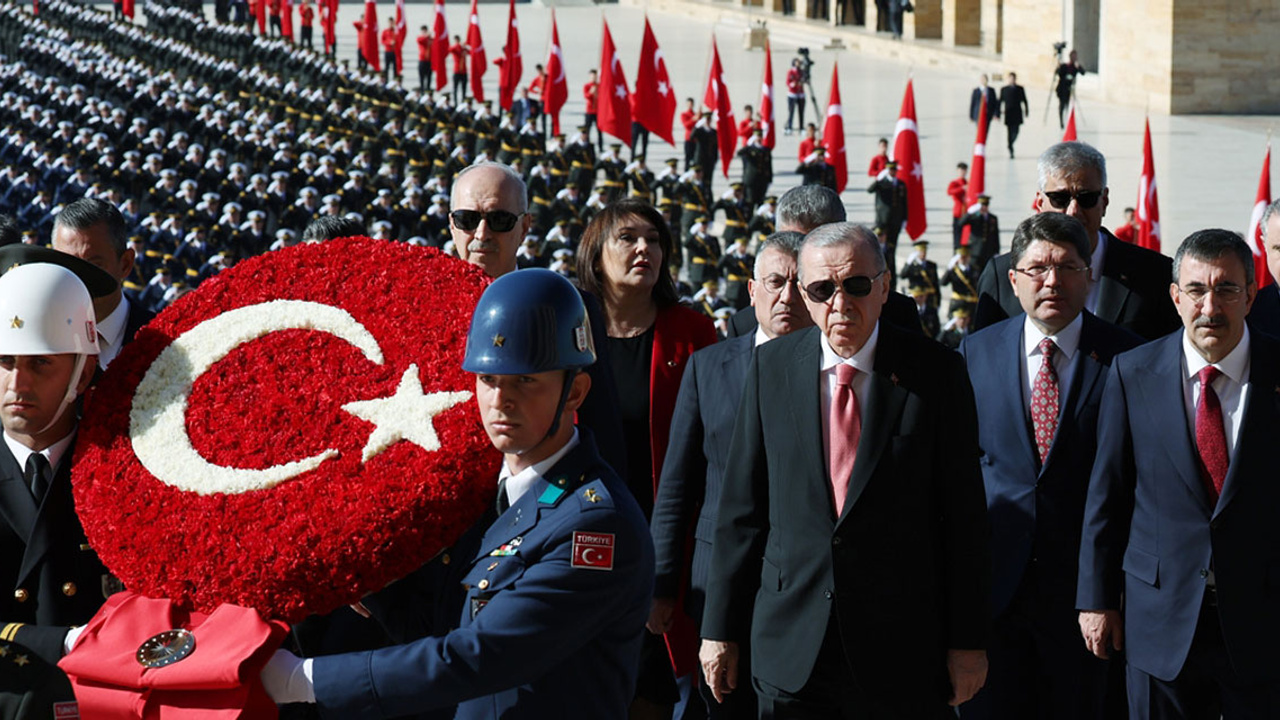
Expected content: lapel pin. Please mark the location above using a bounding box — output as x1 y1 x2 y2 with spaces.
1090 350 1099 362
890 372 900 386
492 334 505 347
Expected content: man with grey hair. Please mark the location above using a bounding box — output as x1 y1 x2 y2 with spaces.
974 141 1179 341
449 162 533 279
51 198 153 369
701 222 990 716
651 230 813 717
1078 229 1279 718
1246 198 1280 335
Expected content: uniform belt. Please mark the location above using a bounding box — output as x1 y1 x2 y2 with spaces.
952 293 978 302
691 257 709 264
682 203 703 211
724 220 746 228
630 191 651 198
601 180 624 187
501 143 519 152
570 161 594 169
476 133 491 139
550 169 568 176
726 274 746 281
532 197 551 206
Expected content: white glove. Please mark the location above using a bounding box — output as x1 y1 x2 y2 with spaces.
260 649 316 704
62 625 86 656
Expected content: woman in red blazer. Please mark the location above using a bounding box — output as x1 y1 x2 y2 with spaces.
577 199 716 719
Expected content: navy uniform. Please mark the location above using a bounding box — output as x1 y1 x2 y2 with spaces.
898 239 941 312
626 159 656 203
266 270 655 720
685 219 721 286
717 239 754 310
596 144 627 202
712 183 750 247
941 247 981 316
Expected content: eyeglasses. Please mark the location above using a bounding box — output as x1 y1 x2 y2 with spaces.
1177 283 1247 307
450 209 524 232
802 271 886 303
1013 264 1090 279
1041 189 1103 210
760 273 801 295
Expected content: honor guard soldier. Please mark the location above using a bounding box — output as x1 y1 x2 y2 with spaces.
747 195 777 240
941 244 980 316
262 269 655 720
718 236 754 310
685 216 721 287
564 127 597 197
543 134 570 193
898 238 940 313
957 194 1000 273
713 183 750 248
0 249 120 719
677 167 709 243
596 143 626 202
907 279 941 340
694 279 729 319
626 156 655 203
737 128 773 208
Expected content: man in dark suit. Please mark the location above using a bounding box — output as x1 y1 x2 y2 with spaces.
975 142 1180 341
700 222 990 716
1078 230 1280 718
867 161 909 277
969 75 999 133
958 213 1141 719
1246 199 1280 337
51 198 155 371
998 73 1029 158
650 231 812 717
0 258 116 718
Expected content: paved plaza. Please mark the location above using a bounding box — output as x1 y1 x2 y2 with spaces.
207 1 1277 266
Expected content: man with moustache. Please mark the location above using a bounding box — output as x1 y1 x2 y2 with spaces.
958 214 1140 720
974 142 1179 341
649 231 813 717
1078 230 1280 718
700 223 990 717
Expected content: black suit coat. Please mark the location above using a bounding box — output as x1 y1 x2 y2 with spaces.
974 229 1180 341
1077 331 1280 684
959 312 1140 618
969 87 998 124
123 296 154 348
724 290 926 339
1246 282 1280 339
650 334 753 626
998 85 1028 126
702 323 989 700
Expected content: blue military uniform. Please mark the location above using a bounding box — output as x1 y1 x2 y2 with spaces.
312 429 654 719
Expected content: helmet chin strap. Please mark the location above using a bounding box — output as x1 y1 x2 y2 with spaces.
36 354 88 437
514 369 578 459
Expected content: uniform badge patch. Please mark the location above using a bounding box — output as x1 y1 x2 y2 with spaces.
571 531 615 570
54 702 80 719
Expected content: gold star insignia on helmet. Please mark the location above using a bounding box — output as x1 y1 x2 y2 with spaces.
492 334 505 347
9 316 22 329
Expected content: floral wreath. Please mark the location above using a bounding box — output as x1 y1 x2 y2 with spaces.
74 237 499 623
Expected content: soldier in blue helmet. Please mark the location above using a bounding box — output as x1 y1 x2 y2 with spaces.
263 269 655 720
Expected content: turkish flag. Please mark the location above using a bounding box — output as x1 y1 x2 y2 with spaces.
759 40 776 150
703 37 736 178
633 17 676 146
544 10 568 135
393 0 406 75
497 0 521 111
597 20 632 146
361 0 380 72
891 79 927 240
281 0 293 42
1247 143 1273 287
122 0 134 19
1136 118 1161 252
1063 101 1078 142
960 91 988 246
321 0 336 54
466 0 487 101
431 0 449 90
822 62 847 193
255 0 267 35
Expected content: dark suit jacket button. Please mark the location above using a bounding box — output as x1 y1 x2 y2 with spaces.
1200 569 1209 579
832 537 842 546
824 590 833 600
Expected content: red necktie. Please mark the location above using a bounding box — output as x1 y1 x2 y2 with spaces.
828 364 861 516
1195 366 1228 503
1030 338 1059 464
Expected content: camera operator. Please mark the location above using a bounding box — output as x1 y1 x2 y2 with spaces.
1054 45 1085 129
785 50 813 135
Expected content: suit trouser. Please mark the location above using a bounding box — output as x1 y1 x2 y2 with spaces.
1005 122 1021 154
753 612 952 720
1128 597 1279 720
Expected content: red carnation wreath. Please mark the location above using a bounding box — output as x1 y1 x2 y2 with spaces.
74 237 499 624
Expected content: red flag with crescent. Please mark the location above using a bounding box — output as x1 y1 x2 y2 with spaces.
822 63 847 193
1248 143 1273 288
1136 118 1161 252
467 0 487 102
892 79 927 239
703 37 736 178
633 17 676 146
760 40 776 150
432 0 449 91
597 19 632 146
545 10 568 136
497 0 522 111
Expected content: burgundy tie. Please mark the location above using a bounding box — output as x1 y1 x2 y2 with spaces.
1195 366 1228 504
828 364 861 516
1030 338 1059 464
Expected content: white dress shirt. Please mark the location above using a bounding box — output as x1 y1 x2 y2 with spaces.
1085 230 1109 314
1020 313 1083 419
1181 327 1251 462
753 324 771 348
497 428 581 509
95 297 130 369
818 323 879 476
4 430 75 481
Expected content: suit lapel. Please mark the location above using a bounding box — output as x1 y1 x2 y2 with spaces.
783 329 833 527
16 455 75 586
1066 316 1108 425
839 328 908 522
994 318 1039 473
1213 337 1280 519
1094 274 1130 326
0 443 37 543
1135 334 1211 510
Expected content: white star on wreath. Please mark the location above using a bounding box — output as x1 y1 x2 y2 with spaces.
342 364 472 462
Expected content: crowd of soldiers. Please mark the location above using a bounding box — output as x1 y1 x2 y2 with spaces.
0 0 784 328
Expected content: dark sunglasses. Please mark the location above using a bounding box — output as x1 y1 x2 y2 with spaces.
803 271 886 303
450 209 523 232
1042 189 1103 210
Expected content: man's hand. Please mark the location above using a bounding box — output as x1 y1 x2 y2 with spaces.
647 597 675 635
1079 610 1123 659
946 648 987 706
699 639 739 704
260 649 315 704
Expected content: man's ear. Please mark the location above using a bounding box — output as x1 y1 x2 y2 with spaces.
563 371 592 416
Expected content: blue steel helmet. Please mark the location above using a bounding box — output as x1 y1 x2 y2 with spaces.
463 269 596 375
